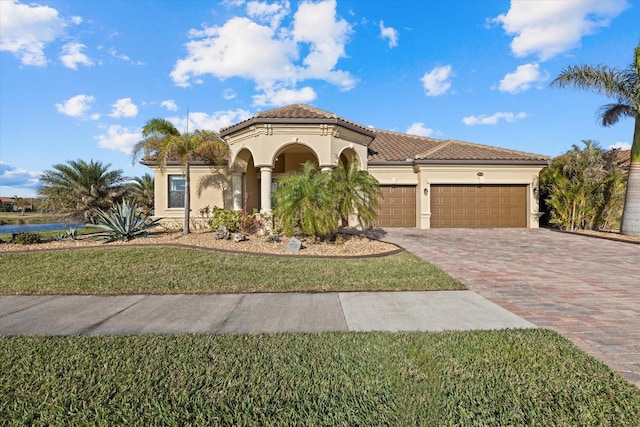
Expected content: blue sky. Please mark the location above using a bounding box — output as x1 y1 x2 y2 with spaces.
1 0 638 197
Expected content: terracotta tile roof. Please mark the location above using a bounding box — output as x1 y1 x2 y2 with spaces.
220 103 374 136
369 129 549 163
614 149 631 171
220 104 549 163
255 104 339 119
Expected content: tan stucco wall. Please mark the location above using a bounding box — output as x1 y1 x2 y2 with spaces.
225 123 370 170
150 165 229 221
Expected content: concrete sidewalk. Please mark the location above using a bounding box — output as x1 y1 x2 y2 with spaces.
0 291 533 336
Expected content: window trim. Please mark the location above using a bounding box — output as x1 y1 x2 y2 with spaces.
168 175 185 209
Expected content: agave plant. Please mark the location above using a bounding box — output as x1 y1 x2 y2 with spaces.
93 199 162 242
54 226 78 241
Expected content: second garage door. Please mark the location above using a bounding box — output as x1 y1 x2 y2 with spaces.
430 184 527 228
376 185 416 227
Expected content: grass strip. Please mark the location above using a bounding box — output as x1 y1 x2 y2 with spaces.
1 330 638 426
0 247 464 294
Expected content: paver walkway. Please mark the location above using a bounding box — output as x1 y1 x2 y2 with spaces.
382 228 640 387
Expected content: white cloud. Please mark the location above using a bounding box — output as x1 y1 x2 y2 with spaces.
161 100 178 111
462 112 527 126
223 88 237 100
171 16 298 87
55 94 96 118
168 109 253 133
109 98 138 118
406 123 434 137
107 48 144 65
71 16 83 25
493 0 628 60
95 125 140 155
608 142 631 150
246 0 290 28
171 0 354 106
253 86 316 107
292 0 354 88
0 0 66 66
0 161 41 189
60 42 94 70
379 21 398 48
421 65 453 96
498 62 548 93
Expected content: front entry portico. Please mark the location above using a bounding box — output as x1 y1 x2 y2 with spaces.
221 111 374 214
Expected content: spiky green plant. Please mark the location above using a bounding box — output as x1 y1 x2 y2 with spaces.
54 227 78 241
93 199 162 242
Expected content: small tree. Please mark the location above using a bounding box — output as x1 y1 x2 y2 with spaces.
12 195 30 215
330 159 382 228
273 162 338 238
273 160 382 239
540 141 626 231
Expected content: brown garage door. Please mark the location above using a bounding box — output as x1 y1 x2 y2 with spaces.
430 185 527 228
376 185 416 227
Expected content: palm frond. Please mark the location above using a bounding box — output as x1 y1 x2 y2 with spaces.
598 103 636 127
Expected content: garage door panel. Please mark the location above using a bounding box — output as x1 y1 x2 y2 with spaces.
431 185 526 228
376 186 416 227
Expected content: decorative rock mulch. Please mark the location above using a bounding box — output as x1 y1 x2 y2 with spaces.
0 230 402 257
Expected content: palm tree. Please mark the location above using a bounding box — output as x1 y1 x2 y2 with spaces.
550 43 640 236
38 159 128 223
330 159 382 229
12 195 30 216
129 173 155 213
273 161 339 239
132 118 229 235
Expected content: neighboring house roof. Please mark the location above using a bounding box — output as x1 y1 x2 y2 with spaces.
614 149 631 172
221 104 549 165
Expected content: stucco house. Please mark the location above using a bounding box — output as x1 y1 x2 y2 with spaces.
143 104 550 229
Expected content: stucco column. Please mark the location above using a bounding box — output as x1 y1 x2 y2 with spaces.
231 172 243 211
260 166 272 213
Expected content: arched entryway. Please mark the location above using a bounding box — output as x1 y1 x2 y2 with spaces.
230 142 321 213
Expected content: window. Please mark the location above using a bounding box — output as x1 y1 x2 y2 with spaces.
168 175 185 208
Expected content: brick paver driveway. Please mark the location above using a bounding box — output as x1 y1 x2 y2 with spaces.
382 228 640 386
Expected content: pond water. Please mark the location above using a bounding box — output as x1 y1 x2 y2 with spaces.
0 222 85 234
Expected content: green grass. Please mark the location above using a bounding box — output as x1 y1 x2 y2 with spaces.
1 330 638 426
0 248 464 294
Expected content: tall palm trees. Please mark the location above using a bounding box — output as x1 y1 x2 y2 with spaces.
38 159 128 223
551 43 640 236
132 118 229 235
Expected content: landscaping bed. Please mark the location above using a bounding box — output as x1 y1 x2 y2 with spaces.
0 229 400 257
2 330 638 426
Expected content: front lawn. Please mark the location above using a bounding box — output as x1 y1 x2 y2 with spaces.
0 247 464 294
1 330 638 426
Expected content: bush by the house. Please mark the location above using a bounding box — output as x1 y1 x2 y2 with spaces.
540 140 626 231
10 232 42 245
